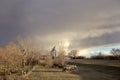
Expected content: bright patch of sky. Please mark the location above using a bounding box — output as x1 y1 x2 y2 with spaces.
78 45 120 57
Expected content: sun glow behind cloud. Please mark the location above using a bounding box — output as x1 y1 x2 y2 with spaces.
63 40 70 53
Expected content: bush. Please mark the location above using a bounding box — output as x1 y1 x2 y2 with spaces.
53 50 66 67
90 55 120 60
91 55 105 59
44 55 53 67
105 55 120 60
71 56 86 59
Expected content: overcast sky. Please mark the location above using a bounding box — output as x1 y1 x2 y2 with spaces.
0 0 120 56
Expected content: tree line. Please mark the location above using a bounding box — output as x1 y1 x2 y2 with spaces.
68 49 120 60
91 48 120 60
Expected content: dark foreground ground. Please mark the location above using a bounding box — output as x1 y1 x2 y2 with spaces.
70 59 120 80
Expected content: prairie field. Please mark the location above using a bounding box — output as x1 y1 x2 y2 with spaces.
27 66 80 80
26 60 120 80
69 59 120 67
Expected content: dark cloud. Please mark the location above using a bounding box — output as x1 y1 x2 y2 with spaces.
70 31 120 49
0 0 120 50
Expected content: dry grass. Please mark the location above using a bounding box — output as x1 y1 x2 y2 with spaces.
24 59 120 80
69 59 120 67
27 66 80 80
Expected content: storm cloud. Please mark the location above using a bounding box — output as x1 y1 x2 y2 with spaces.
0 0 120 52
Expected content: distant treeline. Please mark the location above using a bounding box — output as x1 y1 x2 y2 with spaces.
69 48 120 60
70 55 120 60
70 56 86 59
90 48 120 60
90 55 120 60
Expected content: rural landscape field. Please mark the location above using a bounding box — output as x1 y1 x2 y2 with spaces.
1 0 120 80
0 39 120 80
26 59 120 80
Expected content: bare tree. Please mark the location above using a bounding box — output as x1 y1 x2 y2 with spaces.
111 48 120 57
53 50 66 67
68 50 78 58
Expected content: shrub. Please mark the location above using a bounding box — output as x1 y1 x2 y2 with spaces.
44 55 53 67
52 50 66 68
105 55 120 60
72 56 86 59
